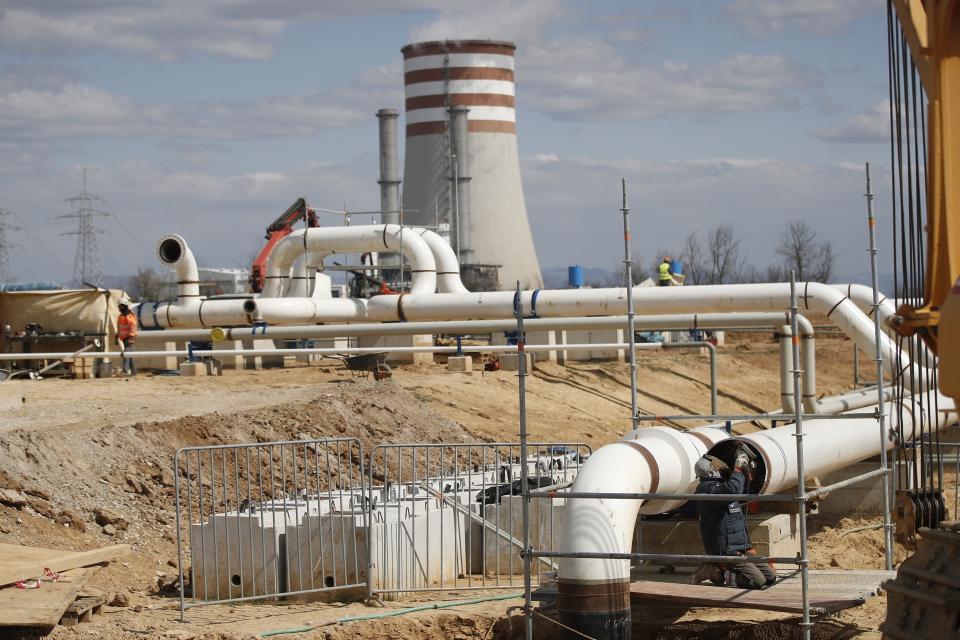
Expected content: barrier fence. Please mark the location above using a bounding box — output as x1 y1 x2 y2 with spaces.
173 439 590 618
173 437 367 617
366 442 590 596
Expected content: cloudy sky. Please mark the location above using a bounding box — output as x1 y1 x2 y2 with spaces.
0 0 894 285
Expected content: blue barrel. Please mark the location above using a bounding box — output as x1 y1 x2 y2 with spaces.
670 260 683 276
568 265 585 288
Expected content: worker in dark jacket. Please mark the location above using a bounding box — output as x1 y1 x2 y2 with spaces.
691 450 776 589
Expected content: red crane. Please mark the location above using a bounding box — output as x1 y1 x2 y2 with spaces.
249 198 319 293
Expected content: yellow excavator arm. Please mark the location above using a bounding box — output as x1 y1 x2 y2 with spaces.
889 0 960 400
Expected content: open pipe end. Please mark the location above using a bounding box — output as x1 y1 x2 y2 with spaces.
705 438 767 494
157 235 186 266
242 299 257 314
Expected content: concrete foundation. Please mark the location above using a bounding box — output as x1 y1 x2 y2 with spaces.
179 362 206 377
558 329 625 362
499 353 534 372
814 461 893 518
636 513 800 563
357 334 434 365
447 356 473 372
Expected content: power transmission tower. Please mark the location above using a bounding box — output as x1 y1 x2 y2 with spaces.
0 208 19 283
58 168 108 286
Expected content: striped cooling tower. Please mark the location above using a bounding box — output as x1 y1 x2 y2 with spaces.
400 39 544 290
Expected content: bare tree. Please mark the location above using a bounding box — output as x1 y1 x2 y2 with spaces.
680 225 745 284
680 232 707 285
775 220 835 282
707 224 746 284
127 267 166 301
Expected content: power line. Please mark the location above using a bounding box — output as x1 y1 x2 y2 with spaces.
10 211 69 273
57 168 109 286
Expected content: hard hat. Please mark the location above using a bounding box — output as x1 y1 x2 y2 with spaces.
118 297 131 307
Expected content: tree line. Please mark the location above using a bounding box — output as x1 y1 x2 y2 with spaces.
596 219 835 287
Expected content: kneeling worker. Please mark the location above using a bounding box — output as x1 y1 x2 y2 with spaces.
691 448 776 589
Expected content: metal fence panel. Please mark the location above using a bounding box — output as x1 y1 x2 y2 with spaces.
366 442 591 596
174 437 366 617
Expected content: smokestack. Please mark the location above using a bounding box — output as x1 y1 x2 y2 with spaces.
448 105 471 260
377 108 401 226
400 40 543 290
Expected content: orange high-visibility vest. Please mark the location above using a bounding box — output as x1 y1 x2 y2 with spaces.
118 312 138 341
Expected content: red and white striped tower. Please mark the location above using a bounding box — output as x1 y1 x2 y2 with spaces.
401 39 543 290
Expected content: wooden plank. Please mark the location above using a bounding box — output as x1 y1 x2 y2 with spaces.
0 568 95 628
0 543 129 587
629 580 866 615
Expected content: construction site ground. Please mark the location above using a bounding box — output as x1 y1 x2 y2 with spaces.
1 335 954 639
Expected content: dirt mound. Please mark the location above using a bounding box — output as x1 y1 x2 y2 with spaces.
0 379 479 598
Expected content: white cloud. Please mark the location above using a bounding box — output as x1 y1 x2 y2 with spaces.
410 0 567 44
813 100 889 143
0 72 401 141
725 0 876 37
0 1 446 61
519 38 820 120
0 5 282 61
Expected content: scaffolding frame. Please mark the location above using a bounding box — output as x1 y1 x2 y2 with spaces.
512 175 894 640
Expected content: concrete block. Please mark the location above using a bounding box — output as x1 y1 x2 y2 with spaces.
358 334 434 365
447 356 473 372
635 513 800 561
217 340 246 370
0 382 23 410
558 329 625 362
815 462 892 517
499 353 534 372
179 362 207 377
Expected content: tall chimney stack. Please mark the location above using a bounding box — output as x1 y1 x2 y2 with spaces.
400 39 543 290
377 108 401 226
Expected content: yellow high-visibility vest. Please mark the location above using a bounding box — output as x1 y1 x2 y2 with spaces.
658 262 672 281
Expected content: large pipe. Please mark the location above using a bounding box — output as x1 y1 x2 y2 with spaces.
284 252 326 297
362 282 932 388
142 233 932 388
262 225 437 298
377 108 401 227
778 318 817 414
556 425 729 637
135 312 799 342
157 235 199 301
556 391 958 638
415 228 469 293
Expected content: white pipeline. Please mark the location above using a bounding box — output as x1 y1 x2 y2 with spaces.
266 224 437 296
556 391 958 633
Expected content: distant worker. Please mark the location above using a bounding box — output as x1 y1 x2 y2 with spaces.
691 450 776 589
658 256 674 286
117 299 138 376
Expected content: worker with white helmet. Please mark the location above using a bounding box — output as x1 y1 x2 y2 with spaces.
117 298 138 376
